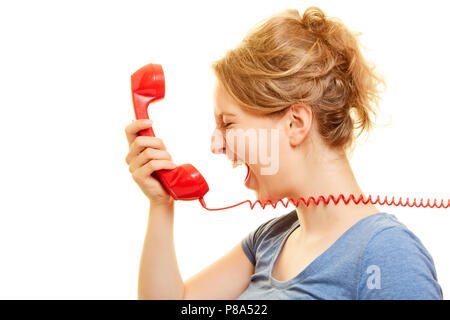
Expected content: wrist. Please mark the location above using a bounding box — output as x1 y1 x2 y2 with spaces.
149 197 174 210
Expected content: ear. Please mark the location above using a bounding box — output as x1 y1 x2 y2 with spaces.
284 103 313 147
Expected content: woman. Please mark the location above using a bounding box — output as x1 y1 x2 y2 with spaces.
124 7 443 299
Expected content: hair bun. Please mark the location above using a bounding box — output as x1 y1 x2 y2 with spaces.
300 6 329 35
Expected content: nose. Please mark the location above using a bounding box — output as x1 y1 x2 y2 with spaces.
210 128 226 154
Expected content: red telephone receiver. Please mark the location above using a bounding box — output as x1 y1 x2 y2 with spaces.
131 63 209 201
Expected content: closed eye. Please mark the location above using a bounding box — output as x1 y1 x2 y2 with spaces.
222 122 233 129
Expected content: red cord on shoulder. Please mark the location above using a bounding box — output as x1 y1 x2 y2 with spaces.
199 194 450 211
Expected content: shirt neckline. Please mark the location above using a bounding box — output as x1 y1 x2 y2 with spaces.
268 211 388 289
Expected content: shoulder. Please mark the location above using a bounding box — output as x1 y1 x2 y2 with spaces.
356 213 443 299
240 209 297 265
253 209 297 243
361 213 435 268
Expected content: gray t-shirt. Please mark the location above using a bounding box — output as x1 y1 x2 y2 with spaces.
238 210 443 300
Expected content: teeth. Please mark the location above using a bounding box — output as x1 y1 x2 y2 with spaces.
232 160 244 168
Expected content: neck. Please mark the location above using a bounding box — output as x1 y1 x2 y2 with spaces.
288 148 379 241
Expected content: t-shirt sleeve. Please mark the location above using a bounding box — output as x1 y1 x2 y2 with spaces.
357 226 443 300
241 217 277 266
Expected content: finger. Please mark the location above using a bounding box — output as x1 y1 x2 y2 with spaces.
128 148 173 172
126 136 167 163
124 119 154 146
133 159 177 180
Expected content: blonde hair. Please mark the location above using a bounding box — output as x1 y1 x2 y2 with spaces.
211 6 385 151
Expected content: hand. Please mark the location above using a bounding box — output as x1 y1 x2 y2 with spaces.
125 119 176 206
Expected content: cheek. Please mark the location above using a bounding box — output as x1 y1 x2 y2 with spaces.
256 127 282 171
225 130 257 163
225 125 281 167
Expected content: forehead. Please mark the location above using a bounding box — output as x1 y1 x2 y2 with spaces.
213 81 239 117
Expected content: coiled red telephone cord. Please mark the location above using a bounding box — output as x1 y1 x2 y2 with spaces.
199 194 450 211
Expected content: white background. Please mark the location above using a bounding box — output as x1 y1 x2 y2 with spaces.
0 0 449 299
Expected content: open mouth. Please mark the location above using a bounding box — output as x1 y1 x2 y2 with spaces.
232 160 251 185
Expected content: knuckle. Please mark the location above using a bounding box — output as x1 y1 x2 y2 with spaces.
135 136 144 147
147 161 155 171
145 148 154 158
131 169 142 182
156 137 164 148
